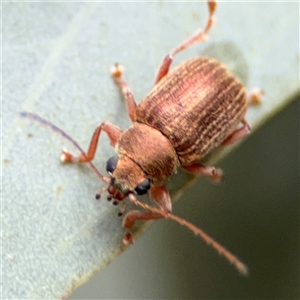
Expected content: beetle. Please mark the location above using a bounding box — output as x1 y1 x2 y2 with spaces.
22 0 262 275
61 0 257 236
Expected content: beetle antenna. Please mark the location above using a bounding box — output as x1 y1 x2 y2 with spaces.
20 111 109 183
128 193 248 276
95 187 108 200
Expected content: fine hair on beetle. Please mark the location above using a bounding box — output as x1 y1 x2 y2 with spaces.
21 0 263 276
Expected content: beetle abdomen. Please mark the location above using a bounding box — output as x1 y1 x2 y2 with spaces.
136 57 247 165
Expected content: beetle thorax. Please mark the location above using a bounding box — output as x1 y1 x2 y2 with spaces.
110 155 146 193
116 122 179 185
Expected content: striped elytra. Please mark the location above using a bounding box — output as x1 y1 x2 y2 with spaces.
136 57 247 165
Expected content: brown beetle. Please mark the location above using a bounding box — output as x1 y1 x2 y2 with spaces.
22 0 262 276
61 0 255 232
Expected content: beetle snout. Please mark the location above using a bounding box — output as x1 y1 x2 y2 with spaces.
107 183 127 201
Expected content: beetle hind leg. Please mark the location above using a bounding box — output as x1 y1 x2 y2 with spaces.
221 88 263 147
182 163 223 182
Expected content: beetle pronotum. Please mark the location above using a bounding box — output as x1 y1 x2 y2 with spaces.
22 0 262 276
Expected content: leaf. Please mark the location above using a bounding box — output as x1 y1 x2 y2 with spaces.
2 2 298 299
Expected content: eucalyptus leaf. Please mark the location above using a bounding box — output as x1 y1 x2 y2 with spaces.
2 2 298 299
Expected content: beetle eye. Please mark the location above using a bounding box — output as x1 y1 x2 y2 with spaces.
134 179 150 195
106 156 119 174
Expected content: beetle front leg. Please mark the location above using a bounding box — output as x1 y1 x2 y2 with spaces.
150 185 172 213
122 186 172 244
122 210 165 244
111 63 137 122
182 163 223 182
155 0 217 84
61 121 122 163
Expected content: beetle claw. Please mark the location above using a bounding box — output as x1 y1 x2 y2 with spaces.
111 63 124 78
122 231 134 245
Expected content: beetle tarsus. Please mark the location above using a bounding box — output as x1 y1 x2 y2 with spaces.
60 148 78 163
110 63 124 78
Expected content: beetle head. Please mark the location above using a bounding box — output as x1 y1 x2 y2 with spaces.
106 155 150 200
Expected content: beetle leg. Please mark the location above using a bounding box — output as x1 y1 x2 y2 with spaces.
61 121 122 163
155 0 217 84
221 118 250 146
111 63 137 122
123 210 165 229
149 185 172 212
122 210 165 244
182 163 223 182
212 87 261 148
